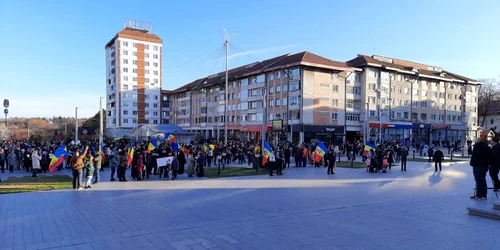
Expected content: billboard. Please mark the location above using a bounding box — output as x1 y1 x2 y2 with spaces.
272 119 283 131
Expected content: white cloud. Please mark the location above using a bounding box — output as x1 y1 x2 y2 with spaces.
210 44 298 63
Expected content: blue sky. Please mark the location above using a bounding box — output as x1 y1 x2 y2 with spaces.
0 0 498 118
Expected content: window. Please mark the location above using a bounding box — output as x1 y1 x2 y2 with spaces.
123 59 128 64
320 83 330 88
154 71 159 76
123 119 128 124
145 53 149 58
369 69 378 78
275 99 280 106
133 77 137 82
153 46 159 51
123 76 128 81
123 85 129 90
289 81 300 91
421 101 427 108
368 96 376 104
123 110 128 115
256 74 265 83
404 112 409 119
421 113 427 120
396 112 402 118
346 100 354 109
289 96 300 105
369 111 376 117
332 85 339 92
269 86 274 94
431 114 437 120
123 67 128 73
153 62 158 67
122 102 128 107
282 98 287 106
276 85 281 93
123 50 128 55
133 43 137 48
145 70 150 75
412 113 418 120
123 41 128 47
133 111 137 115
282 84 288 92
153 54 159 59
268 100 274 107
133 52 137 57
346 113 361 121
290 68 300 77
133 69 137 73
332 99 338 107
332 113 338 120
412 101 418 107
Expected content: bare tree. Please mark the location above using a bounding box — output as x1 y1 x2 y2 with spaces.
0 124 10 140
478 78 500 127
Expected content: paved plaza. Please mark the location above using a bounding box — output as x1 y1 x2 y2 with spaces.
1 159 499 250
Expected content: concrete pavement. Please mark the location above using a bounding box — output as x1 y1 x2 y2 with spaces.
0 160 498 250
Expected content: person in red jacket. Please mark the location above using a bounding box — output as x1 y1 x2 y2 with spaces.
136 154 144 181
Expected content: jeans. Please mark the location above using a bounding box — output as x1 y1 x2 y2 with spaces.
110 167 116 180
171 169 177 180
473 167 488 197
94 168 100 183
72 169 83 189
32 168 37 178
401 158 407 171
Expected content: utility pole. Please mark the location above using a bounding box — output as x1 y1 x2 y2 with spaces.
99 97 104 146
75 107 79 144
262 89 267 154
222 28 235 146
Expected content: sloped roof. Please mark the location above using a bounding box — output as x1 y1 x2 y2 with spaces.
346 54 479 84
170 51 359 93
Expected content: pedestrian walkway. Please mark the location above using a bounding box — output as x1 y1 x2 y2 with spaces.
0 160 498 250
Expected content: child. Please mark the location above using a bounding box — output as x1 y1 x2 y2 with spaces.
136 154 143 181
164 159 171 180
84 153 95 189
382 156 388 173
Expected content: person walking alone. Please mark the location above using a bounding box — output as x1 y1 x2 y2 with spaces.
433 148 444 172
400 146 409 171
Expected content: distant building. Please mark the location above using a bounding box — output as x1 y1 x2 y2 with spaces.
347 54 480 143
161 90 171 125
105 21 163 137
480 101 500 132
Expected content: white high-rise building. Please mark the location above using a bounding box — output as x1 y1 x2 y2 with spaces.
105 21 163 137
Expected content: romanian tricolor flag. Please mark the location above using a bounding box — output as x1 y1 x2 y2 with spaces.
179 145 190 154
127 143 135 166
363 141 376 156
209 144 215 150
165 133 176 143
313 141 328 162
262 141 272 165
172 142 179 151
156 135 163 143
49 146 70 173
147 139 158 153
99 142 106 161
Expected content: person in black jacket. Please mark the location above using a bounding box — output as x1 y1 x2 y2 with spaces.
400 146 409 171
470 131 492 200
327 148 336 175
433 148 444 172
489 133 500 192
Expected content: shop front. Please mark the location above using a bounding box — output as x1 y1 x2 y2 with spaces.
296 125 344 145
412 123 432 144
369 122 413 143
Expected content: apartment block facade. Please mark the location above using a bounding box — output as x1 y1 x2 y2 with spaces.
104 24 163 137
347 54 480 144
169 52 479 145
169 52 360 143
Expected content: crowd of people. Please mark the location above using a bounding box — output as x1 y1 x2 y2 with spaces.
0 133 498 199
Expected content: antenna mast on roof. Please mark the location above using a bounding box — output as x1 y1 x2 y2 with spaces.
123 18 153 33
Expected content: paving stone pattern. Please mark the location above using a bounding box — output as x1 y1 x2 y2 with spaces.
0 160 499 250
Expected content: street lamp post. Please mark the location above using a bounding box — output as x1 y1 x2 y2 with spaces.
100 97 104 146
339 72 353 144
222 29 235 146
75 107 79 144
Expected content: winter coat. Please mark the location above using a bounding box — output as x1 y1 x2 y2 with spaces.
187 154 195 176
94 154 102 169
108 150 118 168
137 155 144 172
171 159 179 171
7 152 17 166
470 138 491 168
32 152 42 170
84 158 95 177
71 148 89 170
490 143 500 171
432 150 444 162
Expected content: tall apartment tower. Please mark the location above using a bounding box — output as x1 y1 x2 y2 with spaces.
105 20 163 137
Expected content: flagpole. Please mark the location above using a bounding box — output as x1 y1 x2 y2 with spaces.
99 97 104 147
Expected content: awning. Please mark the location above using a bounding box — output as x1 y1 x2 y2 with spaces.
369 122 412 129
